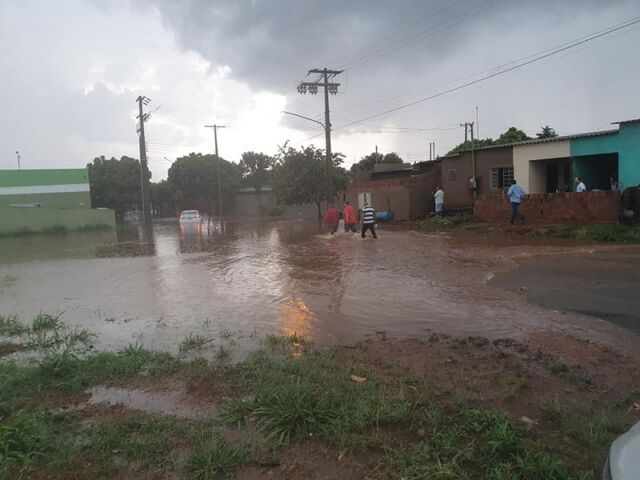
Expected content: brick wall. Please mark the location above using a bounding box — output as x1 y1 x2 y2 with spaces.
346 170 441 220
474 191 620 224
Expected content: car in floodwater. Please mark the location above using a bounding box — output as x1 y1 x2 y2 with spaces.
179 210 203 224
602 420 640 479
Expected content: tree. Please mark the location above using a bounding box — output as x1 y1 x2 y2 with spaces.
350 151 403 173
167 153 241 214
150 180 174 218
239 151 274 191
446 138 496 156
87 155 150 222
495 127 531 145
270 144 349 219
536 125 558 139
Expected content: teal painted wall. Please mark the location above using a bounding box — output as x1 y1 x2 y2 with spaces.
0 207 116 235
570 124 640 190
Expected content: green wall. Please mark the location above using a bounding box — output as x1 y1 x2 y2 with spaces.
0 169 88 187
0 207 116 235
571 123 640 190
0 191 91 209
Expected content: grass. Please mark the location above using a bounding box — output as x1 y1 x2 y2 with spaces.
185 432 249 479
0 314 634 479
179 333 210 352
417 213 479 231
539 224 640 243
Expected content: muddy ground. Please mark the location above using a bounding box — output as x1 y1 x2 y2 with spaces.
3 326 638 479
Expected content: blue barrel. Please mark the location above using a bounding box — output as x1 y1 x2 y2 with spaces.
375 211 394 222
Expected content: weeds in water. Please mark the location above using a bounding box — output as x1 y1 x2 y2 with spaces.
0 315 30 337
185 433 248 480
215 345 232 363
218 328 233 340
179 333 209 352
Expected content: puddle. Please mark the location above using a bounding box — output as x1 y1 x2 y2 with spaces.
86 384 217 419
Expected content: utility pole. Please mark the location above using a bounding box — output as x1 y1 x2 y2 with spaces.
460 123 469 143
136 96 152 225
204 124 226 218
297 68 342 203
470 122 477 199
15 151 21 170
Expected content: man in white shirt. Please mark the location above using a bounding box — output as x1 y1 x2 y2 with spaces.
434 186 444 216
575 177 587 192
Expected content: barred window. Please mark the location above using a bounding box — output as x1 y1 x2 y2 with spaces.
490 167 514 190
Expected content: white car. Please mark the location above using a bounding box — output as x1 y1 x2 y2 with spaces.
602 420 640 479
179 210 203 224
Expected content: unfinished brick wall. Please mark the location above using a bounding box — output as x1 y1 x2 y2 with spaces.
474 191 620 224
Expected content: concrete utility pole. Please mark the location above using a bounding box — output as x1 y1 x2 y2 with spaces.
15 151 21 170
297 68 343 202
460 122 469 143
470 122 477 199
136 96 152 225
204 124 226 217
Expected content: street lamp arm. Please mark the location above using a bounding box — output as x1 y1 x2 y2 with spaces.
282 111 326 130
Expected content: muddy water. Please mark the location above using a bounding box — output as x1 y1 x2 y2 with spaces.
1 219 639 354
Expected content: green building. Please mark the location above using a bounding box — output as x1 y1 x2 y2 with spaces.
0 168 115 235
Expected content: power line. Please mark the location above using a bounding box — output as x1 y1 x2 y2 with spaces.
336 0 507 71
320 16 640 138
334 18 640 115
323 0 467 68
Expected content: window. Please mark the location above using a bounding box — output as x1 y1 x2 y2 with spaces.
447 169 458 181
490 167 514 190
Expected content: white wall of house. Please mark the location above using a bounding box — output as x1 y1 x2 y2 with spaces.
513 141 570 193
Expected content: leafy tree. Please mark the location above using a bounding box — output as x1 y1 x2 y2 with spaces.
495 127 531 145
446 138 496 156
150 180 174 218
167 153 241 214
239 151 274 191
350 151 403 173
536 125 558 139
87 155 150 222
270 144 349 219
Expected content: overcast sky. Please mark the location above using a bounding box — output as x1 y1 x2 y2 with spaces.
1 0 639 180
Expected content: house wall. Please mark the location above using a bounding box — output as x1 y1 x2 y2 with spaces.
570 123 640 191
617 122 640 189
0 168 92 209
232 190 318 218
440 147 513 209
474 191 619 224
0 207 116 235
345 170 440 220
513 141 570 193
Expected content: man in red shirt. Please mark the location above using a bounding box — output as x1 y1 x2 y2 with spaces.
343 201 357 233
325 204 339 234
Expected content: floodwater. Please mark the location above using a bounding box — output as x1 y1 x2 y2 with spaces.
1 219 639 354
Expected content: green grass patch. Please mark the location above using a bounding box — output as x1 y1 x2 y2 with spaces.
536 224 640 243
179 333 210 352
185 432 249 479
418 213 479 231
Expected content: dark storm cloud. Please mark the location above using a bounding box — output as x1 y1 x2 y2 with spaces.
144 0 632 93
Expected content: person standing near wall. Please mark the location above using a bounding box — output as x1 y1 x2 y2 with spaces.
575 177 587 192
507 179 526 225
343 201 357 233
326 203 339 235
434 186 445 216
361 202 377 239
610 176 619 192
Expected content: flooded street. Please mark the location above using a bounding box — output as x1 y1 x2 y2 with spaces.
1 219 639 355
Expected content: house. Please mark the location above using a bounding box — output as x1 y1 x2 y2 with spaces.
513 118 640 193
0 168 115 235
440 145 514 210
345 161 441 220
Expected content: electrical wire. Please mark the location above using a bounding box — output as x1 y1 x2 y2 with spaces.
304 16 640 141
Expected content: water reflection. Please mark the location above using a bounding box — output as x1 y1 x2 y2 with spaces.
2 217 604 353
